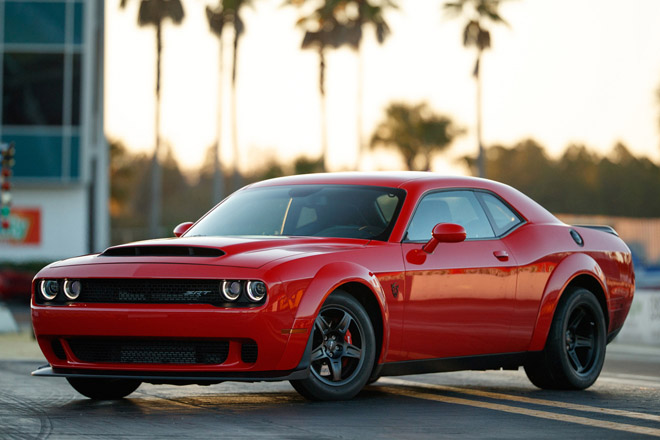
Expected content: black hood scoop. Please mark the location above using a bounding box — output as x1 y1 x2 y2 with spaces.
101 246 224 258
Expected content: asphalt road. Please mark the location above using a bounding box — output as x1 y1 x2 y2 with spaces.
1 343 659 440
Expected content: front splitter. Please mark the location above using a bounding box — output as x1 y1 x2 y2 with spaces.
32 364 309 384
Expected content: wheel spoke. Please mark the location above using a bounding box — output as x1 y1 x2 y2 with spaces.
328 357 343 381
568 308 586 331
344 343 362 359
575 335 593 349
567 348 584 372
337 311 353 335
315 315 331 334
311 346 326 362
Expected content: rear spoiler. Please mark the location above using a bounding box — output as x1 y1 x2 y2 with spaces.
573 224 619 237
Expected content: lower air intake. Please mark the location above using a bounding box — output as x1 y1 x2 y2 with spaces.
241 341 258 363
68 339 229 365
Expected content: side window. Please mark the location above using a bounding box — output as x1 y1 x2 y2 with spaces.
479 192 523 236
406 191 495 241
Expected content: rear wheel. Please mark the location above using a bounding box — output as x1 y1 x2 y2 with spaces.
290 291 376 401
524 287 606 390
67 377 141 400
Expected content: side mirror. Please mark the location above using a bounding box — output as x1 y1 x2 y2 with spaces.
422 223 466 253
173 222 194 237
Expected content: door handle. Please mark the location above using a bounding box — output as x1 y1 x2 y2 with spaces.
493 250 509 261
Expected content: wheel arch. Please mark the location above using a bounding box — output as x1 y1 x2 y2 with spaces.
336 281 385 369
527 253 609 352
291 261 390 364
564 274 609 329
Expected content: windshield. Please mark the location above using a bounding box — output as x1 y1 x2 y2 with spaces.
187 185 406 241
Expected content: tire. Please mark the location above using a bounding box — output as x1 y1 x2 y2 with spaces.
67 377 141 400
524 287 606 390
290 290 376 401
366 375 381 385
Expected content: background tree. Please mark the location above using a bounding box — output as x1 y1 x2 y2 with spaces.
444 0 507 179
206 0 252 199
120 0 185 237
481 139 557 203
370 102 462 171
481 140 660 217
288 0 361 171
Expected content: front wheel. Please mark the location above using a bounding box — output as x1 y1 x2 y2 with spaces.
524 287 606 390
67 377 141 400
290 291 376 401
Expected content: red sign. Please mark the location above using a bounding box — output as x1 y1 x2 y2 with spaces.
0 207 41 245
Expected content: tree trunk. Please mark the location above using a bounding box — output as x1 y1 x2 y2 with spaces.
149 21 163 238
231 25 241 191
319 46 327 172
475 50 485 179
213 32 225 204
355 44 364 171
404 153 415 171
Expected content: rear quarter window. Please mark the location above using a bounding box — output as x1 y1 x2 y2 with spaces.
479 192 523 236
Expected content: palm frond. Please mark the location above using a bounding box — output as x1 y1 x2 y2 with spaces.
206 6 224 37
137 0 185 26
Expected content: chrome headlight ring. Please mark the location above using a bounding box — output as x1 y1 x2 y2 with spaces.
221 280 243 301
40 280 59 301
246 281 267 302
63 280 82 300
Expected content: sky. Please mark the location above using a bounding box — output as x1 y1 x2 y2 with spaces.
104 0 660 176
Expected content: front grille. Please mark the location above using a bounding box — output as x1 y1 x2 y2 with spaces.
241 342 258 363
78 279 223 305
68 339 229 365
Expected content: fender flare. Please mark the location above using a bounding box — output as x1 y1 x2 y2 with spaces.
292 261 389 361
527 253 608 352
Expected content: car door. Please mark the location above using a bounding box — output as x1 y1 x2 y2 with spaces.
401 190 520 360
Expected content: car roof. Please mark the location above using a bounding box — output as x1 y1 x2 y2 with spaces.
248 172 484 189
247 172 560 227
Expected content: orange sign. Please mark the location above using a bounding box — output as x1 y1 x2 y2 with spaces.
0 207 41 245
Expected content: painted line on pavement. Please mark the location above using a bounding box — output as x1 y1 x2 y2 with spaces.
598 374 660 389
378 379 660 437
380 377 660 423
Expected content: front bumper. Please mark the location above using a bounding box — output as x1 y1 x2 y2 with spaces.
32 302 311 375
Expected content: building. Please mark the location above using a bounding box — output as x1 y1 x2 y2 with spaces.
0 0 108 262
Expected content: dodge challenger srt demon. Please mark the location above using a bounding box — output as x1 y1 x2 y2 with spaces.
31 173 634 401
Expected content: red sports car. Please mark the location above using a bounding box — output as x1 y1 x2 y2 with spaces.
31 173 634 401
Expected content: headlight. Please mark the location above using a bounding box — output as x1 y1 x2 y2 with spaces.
222 280 242 301
246 281 267 302
63 280 82 300
40 280 59 301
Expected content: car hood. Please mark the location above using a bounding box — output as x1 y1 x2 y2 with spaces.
49 236 371 269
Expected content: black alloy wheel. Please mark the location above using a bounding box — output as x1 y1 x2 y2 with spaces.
291 290 376 400
524 287 606 390
564 303 599 374
67 377 141 400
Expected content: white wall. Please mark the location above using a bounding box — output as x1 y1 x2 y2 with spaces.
613 289 660 348
0 187 89 262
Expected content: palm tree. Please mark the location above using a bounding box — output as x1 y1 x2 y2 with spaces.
288 0 361 172
120 0 185 237
205 4 226 203
444 0 507 178
370 102 462 171
206 0 252 198
352 0 397 169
